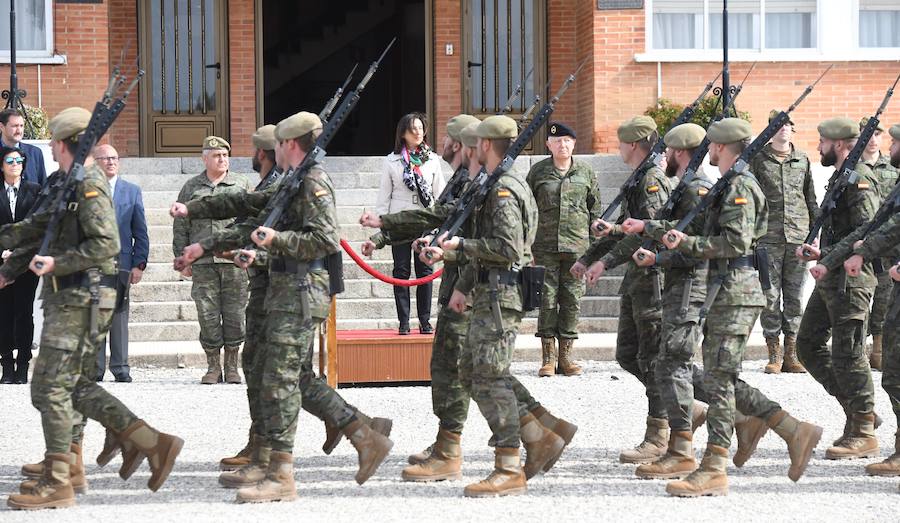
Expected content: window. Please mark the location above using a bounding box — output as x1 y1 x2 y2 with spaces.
0 0 56 62
859 0 900 48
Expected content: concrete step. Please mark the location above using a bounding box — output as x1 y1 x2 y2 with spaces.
131 281 192 302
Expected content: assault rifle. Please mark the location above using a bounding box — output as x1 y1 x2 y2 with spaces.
319 63 358 124
500 67 532 115
802 70 900 256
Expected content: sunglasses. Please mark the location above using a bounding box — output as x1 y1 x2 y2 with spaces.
4 156 23 165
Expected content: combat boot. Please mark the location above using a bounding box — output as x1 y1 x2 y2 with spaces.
782 335 806 373
235 450 296 503
20 458 44 479
119 419 184 491
220 445 271 488
665 445 729 497
538 338 557 377
223 347 242 384
766 409 822 481
530 405 578 472
463 447 527 498
619 417 669 464
401 429 463 482
557 338 582 376
825 412 879 460
636 431 696 480
870 334 883 371
343 418 393 485
691 402 708 433
520 413 565 478
97 428 121 467
329 411 393 456
764 337 783 374
201 349 223 384
732 412 769 467
833 400 883 446
7 452 76 510
20 443 88 495
866 430 900 476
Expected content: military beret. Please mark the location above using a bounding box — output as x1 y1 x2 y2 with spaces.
859 116 885 133
251 125 277 151
664 123 705 150
548 122 576 139
707 118 752 145
617 116 657 143
446 114 480 141
202 135 230 151
817 117 859 140
49 107 92 142
476 115 518 140
890 124 900 141
275 111 323 142
768 109 794 126
459 122 480 148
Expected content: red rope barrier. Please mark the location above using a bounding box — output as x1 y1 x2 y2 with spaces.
340 238 442 287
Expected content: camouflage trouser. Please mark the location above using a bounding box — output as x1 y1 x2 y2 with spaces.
869 260 893 336
191 264 248 353
431 305 472 434
797 285 876 414
243 283 268 436
701 304 762 449
534 252 584 339
883 283 900 424
33 299 138 453
616 286 665 419
760 243 808 339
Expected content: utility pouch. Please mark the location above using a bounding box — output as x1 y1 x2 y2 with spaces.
325 250 344 296
755 245 771 291
521 265 546 312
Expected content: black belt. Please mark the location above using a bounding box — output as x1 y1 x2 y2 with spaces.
476 268 520 285
51 272 117 292
270 257 326 273
727 255 757 270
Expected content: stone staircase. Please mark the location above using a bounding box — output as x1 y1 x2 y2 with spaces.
117 154 631 343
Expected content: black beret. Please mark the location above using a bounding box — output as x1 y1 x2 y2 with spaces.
548 122 576 139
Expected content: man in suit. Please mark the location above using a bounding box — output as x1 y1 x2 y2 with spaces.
94 144 149 383
0 109 47 186
0 149 40 383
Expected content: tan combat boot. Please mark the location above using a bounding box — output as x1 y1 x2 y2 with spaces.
97 428 121 467
767 409 823 481
782 335 806 373
764 337 783 374
329 411 393 456
520 412 566 478
220 431 257 471
636 431 696 480
665 445 729 497
20 458 44 479
870 334 883 371
866 430 900 476
619 417 669 464
557 338 583 376
402 429 463 482
691 402 708 433
463 447 527 498
343 418 393 485
7 453 76 510
235 450 296 503
833 401 883 446
20 443 88 495
220 445 271 488
119 419 184 491
530 405 578 473
223 347 242 384
825 412 879 460
732 412 769 467
538 337 557 377
201 349 223 385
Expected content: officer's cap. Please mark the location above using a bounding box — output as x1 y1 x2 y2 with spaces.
817 117 859 140
476 115 519 140
664 123 705 150
202 136 230 152
617 116 657 143
707 118 752 145
548 122 576 139
251 125 277 151
275 112 323 142
49 107 92 142
460 122 480 148
446 114 480 141
859 116 885 133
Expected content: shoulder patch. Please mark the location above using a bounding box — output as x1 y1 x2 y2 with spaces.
84 190 99 199
497 188 512 198
733 197 748 205
857 182 870 190
646 185 660 194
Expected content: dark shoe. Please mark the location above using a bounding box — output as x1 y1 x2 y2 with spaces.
398 325 410 335
95 374 104 382
114 373 133 383
419 323 433 335
13 362 28 384
1 361 14 384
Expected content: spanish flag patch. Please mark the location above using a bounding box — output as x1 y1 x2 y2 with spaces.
646 185 660 194
84 191 99 199
857 182 870 190
314 189 328 197
497 189 511 198
733 197 748 205
698 188 709 196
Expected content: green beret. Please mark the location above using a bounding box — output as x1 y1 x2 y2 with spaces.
768 109 794 126
460 122 480 148
817 117 859 140
859 116 885 133
49 107 91 142
617 116 657 143
251 124 277 151
663 123 705 150
476 115 518 140
446 114 480 141
275 111 323 142
707 118 752 144
890 124 900 141
202 135 230 151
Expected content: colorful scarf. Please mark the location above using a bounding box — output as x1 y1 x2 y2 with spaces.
401 143 433 208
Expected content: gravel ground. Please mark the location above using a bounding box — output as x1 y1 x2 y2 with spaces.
1 360 897 522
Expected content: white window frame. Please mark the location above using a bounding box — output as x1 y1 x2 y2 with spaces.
0 0 65 64
636 0 900 62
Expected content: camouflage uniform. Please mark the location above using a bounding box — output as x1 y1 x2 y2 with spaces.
526 157 601 340
865 152 898 338
750 144 817 341
173 171 251 356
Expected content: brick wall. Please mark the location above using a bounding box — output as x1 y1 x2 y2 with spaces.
432 0 463 148
108 0 140 157
226 0 257 157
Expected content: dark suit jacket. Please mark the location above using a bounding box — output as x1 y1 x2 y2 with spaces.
0 140 47 186
0 178 40 224
112 178 149 271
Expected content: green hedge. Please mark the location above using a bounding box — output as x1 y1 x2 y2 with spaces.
645 96 751 138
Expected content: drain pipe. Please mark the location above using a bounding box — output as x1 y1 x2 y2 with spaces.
656 62 662 107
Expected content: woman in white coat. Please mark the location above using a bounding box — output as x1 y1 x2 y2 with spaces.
375 112 446 334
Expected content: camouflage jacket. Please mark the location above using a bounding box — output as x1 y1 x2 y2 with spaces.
819 212 900 271
867 152 899 200
750 143 817 245
173 170 251 264
526 157 601 255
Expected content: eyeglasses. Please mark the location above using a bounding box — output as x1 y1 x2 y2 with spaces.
3 156 24 165
96 156 119 162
